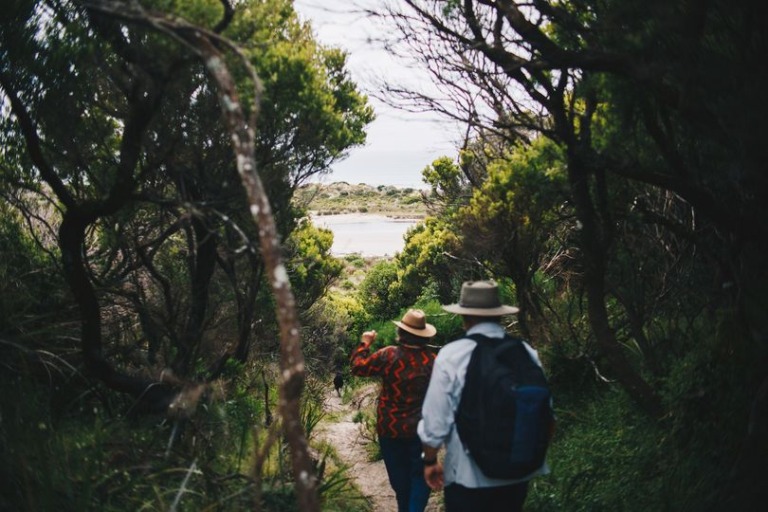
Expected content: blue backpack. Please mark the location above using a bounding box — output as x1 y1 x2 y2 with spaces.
455 333 554 479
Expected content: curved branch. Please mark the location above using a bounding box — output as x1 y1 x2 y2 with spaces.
213 0 235 34
76 1 320 508
0 70 77 209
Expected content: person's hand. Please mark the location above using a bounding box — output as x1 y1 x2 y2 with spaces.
361 330 376 346
424 462 444 490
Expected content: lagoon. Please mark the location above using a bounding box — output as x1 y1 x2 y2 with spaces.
311 214 420 257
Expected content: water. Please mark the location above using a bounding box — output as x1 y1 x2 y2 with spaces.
312 214 419 257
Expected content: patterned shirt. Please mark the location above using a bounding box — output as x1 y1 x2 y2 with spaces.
350 341 436 438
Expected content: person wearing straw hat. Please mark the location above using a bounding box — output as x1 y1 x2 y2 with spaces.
350 309 438 512
417 280 548 512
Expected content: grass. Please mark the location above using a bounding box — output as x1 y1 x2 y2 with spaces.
310 441 372 512
0 348 373 512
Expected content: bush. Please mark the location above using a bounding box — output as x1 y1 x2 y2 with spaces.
0 348 339 511
526 388 666 512
343 254 366 268
400 195 421 205
357 260 400 319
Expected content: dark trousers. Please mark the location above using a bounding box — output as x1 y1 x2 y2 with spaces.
444 481 529 512
379 436 431 512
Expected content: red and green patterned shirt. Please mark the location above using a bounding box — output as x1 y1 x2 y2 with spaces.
350 342 437 439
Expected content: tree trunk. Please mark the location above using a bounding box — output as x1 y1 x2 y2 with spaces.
178 22 320 512
175 216 218 375
60 210 177 409
567 148 664 419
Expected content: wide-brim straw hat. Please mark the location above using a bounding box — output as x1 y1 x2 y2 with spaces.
442 280 520 316
393 309 437 338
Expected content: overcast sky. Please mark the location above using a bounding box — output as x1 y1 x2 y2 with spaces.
293 0 461 188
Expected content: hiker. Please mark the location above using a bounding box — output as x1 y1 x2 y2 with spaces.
350 309 438 512
333 371 344 397
418 280 550 512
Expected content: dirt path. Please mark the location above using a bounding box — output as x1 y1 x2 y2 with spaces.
317 384 442 512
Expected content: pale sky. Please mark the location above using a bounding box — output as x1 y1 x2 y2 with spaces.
293 0 461 189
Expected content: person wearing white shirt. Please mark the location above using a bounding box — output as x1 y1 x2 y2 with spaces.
417 281 548 512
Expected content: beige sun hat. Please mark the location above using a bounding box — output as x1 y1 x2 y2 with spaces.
392 309 437 338
442 280 520 316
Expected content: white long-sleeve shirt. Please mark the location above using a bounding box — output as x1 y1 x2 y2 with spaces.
417 321 549 487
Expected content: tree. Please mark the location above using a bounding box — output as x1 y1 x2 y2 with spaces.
1 1 374 508
379 0 768 418
459 136 570 340
1 0 371 396
377 0 768 505
357 258 400 320
285 219 344 313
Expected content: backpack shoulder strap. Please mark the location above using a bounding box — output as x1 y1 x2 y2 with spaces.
465 332 522 343
465 332 523 352
466 332 541 374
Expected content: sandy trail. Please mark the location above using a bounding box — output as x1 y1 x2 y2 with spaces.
317 384 442 512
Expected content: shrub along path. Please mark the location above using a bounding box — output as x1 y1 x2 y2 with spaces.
317 383 443 511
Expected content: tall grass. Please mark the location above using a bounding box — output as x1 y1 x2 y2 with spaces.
0 344 369 511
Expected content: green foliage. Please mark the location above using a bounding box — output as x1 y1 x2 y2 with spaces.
394 216 466 306
300 376 327 441
357 259 400 319
1 0 370 508
519 292 762 511
343 254 366 268
312 444 369 512
528 388 664 512
1 0 375 376
0 350 356 511
455 137 571 333
286 219 344 310
408 295 463 347
230 0 374 172
525 377 752 512
422 156 465 200
0 206 65 336
299 290 369 377
351 409 380 462
659 313 758 469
